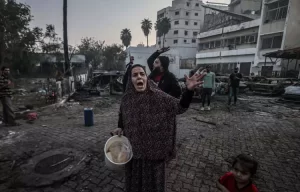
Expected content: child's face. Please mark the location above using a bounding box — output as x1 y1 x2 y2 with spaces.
232 162 252 184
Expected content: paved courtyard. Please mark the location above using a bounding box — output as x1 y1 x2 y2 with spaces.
0 95 300 192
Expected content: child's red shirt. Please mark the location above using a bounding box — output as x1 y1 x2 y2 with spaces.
219 172 259 192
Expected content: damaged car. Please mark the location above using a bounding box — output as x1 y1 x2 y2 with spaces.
283 82 300 101
252 78 296 96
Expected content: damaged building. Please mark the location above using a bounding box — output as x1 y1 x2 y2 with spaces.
196 0 300 77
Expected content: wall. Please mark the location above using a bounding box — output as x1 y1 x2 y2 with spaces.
260 20 285 35
282 0 300 50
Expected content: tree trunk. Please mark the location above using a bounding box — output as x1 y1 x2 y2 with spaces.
63 0 69 76
163 34 165 48
147 35 149 47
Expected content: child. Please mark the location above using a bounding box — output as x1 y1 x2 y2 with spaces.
217 154 259 192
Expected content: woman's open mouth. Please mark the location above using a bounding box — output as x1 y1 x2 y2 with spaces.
137 82 144 88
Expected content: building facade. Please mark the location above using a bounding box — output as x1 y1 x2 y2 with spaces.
196 19 260 76
156 0 206 59
196 0 300 77
253 0 300 77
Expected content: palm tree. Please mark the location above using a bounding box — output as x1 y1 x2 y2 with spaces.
160 18 171 48
155 20 163 48
120 28 132 49
155 18 171 48
63 0 69 75
141 19 152 47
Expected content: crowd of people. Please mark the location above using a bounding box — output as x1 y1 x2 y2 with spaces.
112 48 257 192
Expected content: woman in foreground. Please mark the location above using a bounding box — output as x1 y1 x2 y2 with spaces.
112 64 202 192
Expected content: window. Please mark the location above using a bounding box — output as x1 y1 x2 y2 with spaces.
203 43 209 49
184 39 187 43
174 30 178 35
158 41 161 45
186 12 189 16
192 39 196 43
185 21 189 25
174 39 178 44
235 37 241 45
196 3 199 7
265 0 289 22
195 13 199 16
187 2 190 6
209 42 215 49
193 32 198 36
194 22 198 26
174 21 179 25
175 11 180 15
261 34 283 49
185 31 188 36
228 38 235 45
215 40 221 48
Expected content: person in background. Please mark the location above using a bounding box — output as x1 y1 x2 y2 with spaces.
201 65 215 111
112 64 202 192
122 56 135 92
228 67 242 106
147 47 181 98
217 154 259 192
0 67 19 126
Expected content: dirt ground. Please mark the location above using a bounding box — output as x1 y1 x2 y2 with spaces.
0 94 300 192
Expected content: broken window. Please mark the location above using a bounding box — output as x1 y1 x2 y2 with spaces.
186 12 189 16
184 39 188 43
215 40 221 48
198 43 203 50
228 38 235 45
265 0 289 22
185 21 189 25
203 42 209 49
235 37 241 45
272 35 283 48
209 41 215 49
193 31 198 36
194 22 198 26
195 13 199 16
261 34 283 49
187 2 190 6
196 3 199 7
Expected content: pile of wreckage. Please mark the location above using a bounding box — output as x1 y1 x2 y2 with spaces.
178 75 300 101
77 70 124 96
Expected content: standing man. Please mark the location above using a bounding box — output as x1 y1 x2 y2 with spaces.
201 65 215 111
147 47 182 98
122 56 134 92
228 67 242 105
0 67 19 126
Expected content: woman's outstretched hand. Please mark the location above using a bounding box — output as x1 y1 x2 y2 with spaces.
111 128 123 137
185 73 203 91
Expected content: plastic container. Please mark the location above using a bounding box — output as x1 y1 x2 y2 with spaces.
84 108 94 126
104 135 133 171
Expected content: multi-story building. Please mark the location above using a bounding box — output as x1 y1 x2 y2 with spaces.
196 18 260 75
156 0 228 59
253 0 300 77
196 0 300 77
156 0 205 59
196 1 260 76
